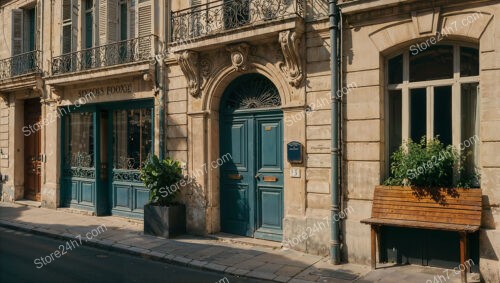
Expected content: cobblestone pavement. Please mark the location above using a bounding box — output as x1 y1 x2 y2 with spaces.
0 202 474 283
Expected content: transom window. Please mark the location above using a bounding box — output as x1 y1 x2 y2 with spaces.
386 44 480 174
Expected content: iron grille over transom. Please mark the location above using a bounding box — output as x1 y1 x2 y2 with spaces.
222 74 281 113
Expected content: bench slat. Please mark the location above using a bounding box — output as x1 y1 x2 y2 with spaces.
373 199 481 211
373 195 482 206
381 186 482 195
375 190 482 201
362 186 482 231
372 204 481 216
361 218 480 232
372 209 481 224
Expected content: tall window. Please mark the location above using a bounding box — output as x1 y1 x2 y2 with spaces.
113 108 153 170
84 0 94 49
62 0 75 54
386 44 480 174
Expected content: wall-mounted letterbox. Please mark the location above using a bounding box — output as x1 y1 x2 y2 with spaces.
287 141 303 164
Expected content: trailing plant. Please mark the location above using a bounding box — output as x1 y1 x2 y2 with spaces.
140 155 183 206
384 136 479 188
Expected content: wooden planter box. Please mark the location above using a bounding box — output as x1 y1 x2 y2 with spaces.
144 204 186 238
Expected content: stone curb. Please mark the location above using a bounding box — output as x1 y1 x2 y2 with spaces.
0 220 315 283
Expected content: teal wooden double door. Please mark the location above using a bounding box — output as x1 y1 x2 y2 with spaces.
220 111 284 241
219 74 285 241
61 100 153 219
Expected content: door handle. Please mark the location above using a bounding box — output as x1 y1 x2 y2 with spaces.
255 173 262 179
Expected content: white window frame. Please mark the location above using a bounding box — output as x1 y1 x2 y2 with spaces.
384 42 480 175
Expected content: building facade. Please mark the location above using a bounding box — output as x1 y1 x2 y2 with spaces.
0 0 499 281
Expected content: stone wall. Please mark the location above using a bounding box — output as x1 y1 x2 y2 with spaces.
0 97 10 201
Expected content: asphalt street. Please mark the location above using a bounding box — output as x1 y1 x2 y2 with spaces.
0 226 270 283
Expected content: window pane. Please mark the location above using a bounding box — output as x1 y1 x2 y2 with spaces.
62 0 71 21
65 112 94 168
85 0 94 10
410 45 453 82
113 108 153 170
461 83 479 176
410 88 426 142
388 54 403 84
460 47 479 77
434 86 452 146
388 90 402 158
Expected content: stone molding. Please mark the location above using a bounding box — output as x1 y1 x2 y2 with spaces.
43 86 62 104
226 43 251 72
0 92 9 106
175 50 200 98
279 30 304 88
369 10 493 53
411 8 440 35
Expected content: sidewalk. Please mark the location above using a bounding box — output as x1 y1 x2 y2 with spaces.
0 202 472 283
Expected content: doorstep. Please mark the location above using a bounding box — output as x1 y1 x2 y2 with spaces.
0 202 370 282
208 232 283 250
14 199 41 208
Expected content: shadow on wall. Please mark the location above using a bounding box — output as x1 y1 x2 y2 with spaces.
480 195 499 261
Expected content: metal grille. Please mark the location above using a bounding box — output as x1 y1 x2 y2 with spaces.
223 74 281 112
171 0 305 43
0 50 42 80
51 35 156 75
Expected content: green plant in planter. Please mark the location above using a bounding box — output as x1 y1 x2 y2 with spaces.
384 136 479 188
140 155 183 206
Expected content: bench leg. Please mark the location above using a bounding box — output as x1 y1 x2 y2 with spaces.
459 232 468 283
371 225 377 269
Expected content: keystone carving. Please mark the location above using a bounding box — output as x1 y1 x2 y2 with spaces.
175 50 200 97
279 30 304 87
226 43 251 72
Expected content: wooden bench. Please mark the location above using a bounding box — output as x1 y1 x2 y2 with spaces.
361 186 482 283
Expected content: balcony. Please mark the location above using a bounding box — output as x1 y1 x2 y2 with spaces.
0 50 42 81
50 35 157 77
170 0 305 51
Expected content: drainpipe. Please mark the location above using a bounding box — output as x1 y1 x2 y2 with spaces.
329 0 341 265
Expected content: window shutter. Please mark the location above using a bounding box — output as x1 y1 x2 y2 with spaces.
99 0 107 45
129 0 136 38
71 0 79 51
107 0 118 42
11 9 23 56
137 0 151 38
35 4 41 50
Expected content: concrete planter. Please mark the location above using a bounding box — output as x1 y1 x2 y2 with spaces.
144 204 186 238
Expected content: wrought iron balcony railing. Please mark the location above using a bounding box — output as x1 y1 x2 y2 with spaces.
171 0 305 43
0 50 42 81
51 35 157 75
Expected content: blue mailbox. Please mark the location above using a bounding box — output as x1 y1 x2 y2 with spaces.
287 141 303 164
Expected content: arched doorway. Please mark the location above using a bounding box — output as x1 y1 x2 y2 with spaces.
219 73 284 241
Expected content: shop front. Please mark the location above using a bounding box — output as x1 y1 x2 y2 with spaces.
60 100 153 218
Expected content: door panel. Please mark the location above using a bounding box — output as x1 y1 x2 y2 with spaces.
109 107 153 219
220 118 254 236
61 101 153 218
258 187 283 229
24 99 41 201
255 116 283 241
220 112 283 241
61 111 98 211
